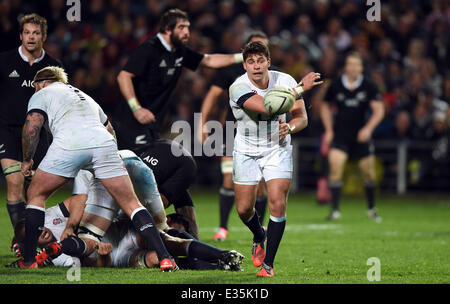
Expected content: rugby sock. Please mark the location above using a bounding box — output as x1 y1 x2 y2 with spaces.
23 206 45 263
263 215 286 268
59 236 86 257
167 227 195 240
177 257 218 270
329 181 342 211
187 240 227 261
365 182 376 210
131 207 171 261
255 195 268 225
7 199 26 227
242 210 265 242
219 187 234 229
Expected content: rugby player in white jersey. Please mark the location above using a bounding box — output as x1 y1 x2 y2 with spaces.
229 42 322 277
10 66 176 271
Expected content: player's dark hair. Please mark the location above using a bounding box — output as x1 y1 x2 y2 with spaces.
166 213 190 232
19 13 48 36
245 31 268 44
14 218 26 243
346 51 364 65
242 41 270 61
159 9 189 33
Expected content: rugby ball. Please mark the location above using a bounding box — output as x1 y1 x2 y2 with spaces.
263 86 295 115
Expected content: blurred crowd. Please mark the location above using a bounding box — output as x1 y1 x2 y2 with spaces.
0 0 449 189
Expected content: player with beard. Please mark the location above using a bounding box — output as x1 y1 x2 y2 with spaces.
0 13 62 234
114 8 245 150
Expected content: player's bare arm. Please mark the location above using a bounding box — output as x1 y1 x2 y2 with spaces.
197 85 224 143
21 112 45 176
357 100 385 143
279 99 308 140
320 98 334 144
60 194 88 241
200 53 243 69
116 70 156 124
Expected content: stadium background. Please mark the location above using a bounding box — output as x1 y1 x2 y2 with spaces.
0 0 449 194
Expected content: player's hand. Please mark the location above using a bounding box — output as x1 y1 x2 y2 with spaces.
324 130 334 145
21 160 34 177
357 127 372 143
133 107 156 124
96 242 112 255
300 72 323 92
278 118 290 141
60 226 76 241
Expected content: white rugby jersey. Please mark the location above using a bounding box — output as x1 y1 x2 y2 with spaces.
27 82 116 150
44 204 80 267
229 70 297 156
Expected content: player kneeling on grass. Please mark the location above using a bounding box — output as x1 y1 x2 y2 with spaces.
229 42 322 277
11 66 175 271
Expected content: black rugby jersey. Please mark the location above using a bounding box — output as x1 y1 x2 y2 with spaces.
324 75 381 141
114 35 204 132
0 48 62 126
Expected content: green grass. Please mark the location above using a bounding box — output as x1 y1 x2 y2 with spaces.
0 190 449 284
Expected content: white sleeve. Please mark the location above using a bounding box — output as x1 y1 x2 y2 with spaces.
97 104 108 126
27 90 49 117
73 170 93 195
229 82 254 109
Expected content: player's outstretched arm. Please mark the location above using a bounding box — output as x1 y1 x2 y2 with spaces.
292 72 323 99
21 112 45 176
197 85 224 143
200 53 243 69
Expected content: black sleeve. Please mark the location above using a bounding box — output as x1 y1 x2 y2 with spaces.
323 81 335 103
182 47 204 71
212 67 233 90
122 42 152 77
236 92 256 108
367 81 382 102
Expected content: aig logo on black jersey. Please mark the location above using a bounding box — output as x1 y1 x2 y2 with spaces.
142 155 158 166
21 80 34 88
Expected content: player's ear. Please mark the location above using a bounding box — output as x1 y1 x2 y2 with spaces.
267 58 271 68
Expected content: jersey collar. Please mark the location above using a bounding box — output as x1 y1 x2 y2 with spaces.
157 33 172 52
341 74 363 91
18 46 46 63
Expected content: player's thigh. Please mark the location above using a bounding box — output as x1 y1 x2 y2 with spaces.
27 169 69 207
358 154 376 182
221 156 233 188
99 175 140 217
328 148 348 180
79 212 112 255
234 183 258 217
265 178 290 217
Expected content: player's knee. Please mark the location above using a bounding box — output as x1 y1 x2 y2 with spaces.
268 198 286 214
236 202 253 219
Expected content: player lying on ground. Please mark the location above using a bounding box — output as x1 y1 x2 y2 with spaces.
10 149 244 269
228 41 322 277
12 66 176 270
12 209 244 271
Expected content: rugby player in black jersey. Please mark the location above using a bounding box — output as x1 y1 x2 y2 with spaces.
320 52 384 222
0 13 62 233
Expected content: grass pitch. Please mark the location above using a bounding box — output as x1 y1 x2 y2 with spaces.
0 189 449 284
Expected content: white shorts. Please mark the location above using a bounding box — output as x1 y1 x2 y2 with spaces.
232 146 293 185
39 144 127 179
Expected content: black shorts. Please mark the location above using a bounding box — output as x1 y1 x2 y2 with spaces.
331 138 374 160
111 120 160 152
0 125 49 169
138 139 197 209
